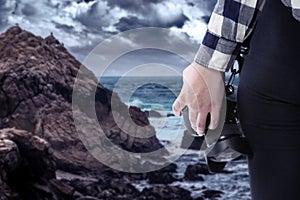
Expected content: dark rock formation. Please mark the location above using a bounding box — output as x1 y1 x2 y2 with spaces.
139 185 193 200
62 176 140 199
0 26 167 174
147 171 177 184
202 189 224 199
146 163 178 184
0 128 74 199
184 163 211 181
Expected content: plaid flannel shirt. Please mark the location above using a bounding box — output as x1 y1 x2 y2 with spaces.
195 0 300 72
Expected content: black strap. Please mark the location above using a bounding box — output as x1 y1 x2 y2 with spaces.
182 106 252 173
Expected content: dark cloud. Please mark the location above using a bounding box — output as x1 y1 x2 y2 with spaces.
193 0 216 15
0 0 15 27
169 13 188 28
21 3 36 16
115 13 188 32
68 43 97 61
53 21 74 33
0 0 6 6
74 1 108 32
77 0 96 3
201 15 210 24
105 0 164 10
115 16 145 32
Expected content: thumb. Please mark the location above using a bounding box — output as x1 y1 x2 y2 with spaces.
172 95 185 116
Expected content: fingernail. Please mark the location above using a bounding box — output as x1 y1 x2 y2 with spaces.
208 122 217 130
197 127 205 136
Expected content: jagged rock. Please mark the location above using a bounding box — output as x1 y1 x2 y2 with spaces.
0 128 74 199
184 163 211 181
0 26 168 175
160 163 177 173
146 163 178 184
138 185 193 200
147 171 177 184
202 189 224 199
61 175 140 199
0 137 20 199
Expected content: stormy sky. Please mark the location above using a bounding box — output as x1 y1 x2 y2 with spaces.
0 0 216 76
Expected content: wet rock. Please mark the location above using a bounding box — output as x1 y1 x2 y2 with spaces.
160 163 177 173
202 189 224 199
147 171 177 184
50 179 75 198
146 163 178 184
184 163 211 181
139 185 193 200
194 197 205 200
62 179 104 197
62 175 140 199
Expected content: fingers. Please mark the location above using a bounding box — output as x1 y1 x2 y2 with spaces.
196 110 209 136
173 63 225 134
172 95 185 116
188 107 198 133
209 105 221 130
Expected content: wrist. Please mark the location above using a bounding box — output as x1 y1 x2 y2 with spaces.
190 61 225 81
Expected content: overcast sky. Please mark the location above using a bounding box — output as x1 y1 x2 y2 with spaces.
0 0 216 76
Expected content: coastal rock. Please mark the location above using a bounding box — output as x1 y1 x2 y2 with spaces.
139 185 193 200
202 189 224 199
147 171 177 184
146 163 178 184
184 163 211 181
0 136 20 199
62 176 140 199
0 26 168 174
0 128 74 199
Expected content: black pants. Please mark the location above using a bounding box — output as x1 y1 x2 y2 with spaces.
238 0 300 199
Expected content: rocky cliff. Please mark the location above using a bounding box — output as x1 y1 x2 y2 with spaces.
0 26 174 199
0 26 167 172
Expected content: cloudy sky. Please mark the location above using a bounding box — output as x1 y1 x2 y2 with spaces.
0 0 216 76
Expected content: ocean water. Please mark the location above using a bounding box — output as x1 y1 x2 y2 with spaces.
100 76 250 200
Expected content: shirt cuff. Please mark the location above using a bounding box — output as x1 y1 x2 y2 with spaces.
194 31 241 72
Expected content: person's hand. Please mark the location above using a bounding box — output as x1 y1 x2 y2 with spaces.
172 62 225 136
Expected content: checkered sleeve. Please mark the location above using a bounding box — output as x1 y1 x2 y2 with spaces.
194 0 266 72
